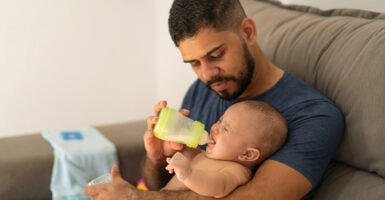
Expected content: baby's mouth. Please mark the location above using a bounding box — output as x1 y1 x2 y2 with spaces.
207 136 216 145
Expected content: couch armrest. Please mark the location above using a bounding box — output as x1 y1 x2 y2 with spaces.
0 120 146 200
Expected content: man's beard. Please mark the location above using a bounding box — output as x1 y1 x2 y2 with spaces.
206 44 255 100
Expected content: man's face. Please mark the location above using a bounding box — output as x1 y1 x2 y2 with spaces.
178 28 255 100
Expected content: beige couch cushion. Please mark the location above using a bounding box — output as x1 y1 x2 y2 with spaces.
241 0 385 179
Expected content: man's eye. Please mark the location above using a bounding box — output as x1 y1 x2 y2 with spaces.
210 51 224 60
190 61 200 67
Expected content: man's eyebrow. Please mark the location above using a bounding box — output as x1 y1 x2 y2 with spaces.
183 43 225 63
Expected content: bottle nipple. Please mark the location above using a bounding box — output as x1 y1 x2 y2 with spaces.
199 131 214 145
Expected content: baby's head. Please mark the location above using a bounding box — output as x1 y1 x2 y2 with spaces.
205 100 288 168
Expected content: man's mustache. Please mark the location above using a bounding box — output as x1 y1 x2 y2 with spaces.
206 76 237 88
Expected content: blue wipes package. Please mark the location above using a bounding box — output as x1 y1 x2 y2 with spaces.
42 127 118 200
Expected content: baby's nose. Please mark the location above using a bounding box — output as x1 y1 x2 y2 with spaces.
210 123 220 135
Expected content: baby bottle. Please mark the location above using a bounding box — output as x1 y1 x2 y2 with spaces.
153 107 212 148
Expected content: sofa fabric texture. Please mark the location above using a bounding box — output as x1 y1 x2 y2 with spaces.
241 0 385 199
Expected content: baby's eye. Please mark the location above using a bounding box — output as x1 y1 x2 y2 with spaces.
222 126 228 133
220 123 229 133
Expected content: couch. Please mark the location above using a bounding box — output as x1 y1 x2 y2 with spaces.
0 121 147 200
1 0 385 199
242 0 385 199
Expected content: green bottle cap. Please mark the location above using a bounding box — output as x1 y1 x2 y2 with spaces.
185 121 205 148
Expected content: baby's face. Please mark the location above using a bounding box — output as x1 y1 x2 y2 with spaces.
205 103 257 161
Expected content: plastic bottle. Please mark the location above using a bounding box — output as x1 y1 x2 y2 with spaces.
87 173 111 186
153 107 212 148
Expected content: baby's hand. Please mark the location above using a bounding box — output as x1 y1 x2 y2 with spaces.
165 152 192 181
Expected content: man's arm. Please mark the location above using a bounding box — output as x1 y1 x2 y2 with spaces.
141 100 186 190
136 159 311 200
85 159 311 200
141 156 173 190
227 160 312 200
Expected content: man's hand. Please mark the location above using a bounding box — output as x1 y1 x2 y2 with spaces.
84 165 140 200
144 100 188 162
165 152 192 181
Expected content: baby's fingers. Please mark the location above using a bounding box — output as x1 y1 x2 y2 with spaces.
165 164 174 174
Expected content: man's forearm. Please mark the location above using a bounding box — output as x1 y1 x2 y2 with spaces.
138 160 312 200
138 184 256 200
138 189 215 200
141 155 173 190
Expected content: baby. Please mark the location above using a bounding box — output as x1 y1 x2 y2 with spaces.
162 100 288 198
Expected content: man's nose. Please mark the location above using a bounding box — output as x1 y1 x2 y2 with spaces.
201 62 219 81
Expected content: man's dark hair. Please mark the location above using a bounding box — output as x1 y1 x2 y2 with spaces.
168 0 247 46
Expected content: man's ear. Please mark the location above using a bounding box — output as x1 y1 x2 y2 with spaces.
240 18 257 44
238 147 260 162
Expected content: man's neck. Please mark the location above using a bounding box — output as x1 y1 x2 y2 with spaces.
238 62 284 100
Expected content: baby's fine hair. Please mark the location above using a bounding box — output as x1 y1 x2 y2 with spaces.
241 100 288 161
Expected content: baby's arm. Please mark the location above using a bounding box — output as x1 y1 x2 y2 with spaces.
166 153 252 198
185 163 251 198
162 148 201 191
165 152 193 181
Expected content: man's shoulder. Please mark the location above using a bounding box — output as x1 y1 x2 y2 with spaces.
265 71 341 115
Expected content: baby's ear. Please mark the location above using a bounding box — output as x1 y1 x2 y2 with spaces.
238 147 260 162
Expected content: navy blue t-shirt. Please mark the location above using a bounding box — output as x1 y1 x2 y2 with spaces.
181 71 344 199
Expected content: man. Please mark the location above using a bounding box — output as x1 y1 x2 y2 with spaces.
84 0 344 199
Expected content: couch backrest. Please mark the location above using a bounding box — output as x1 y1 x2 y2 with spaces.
242 0 385 178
